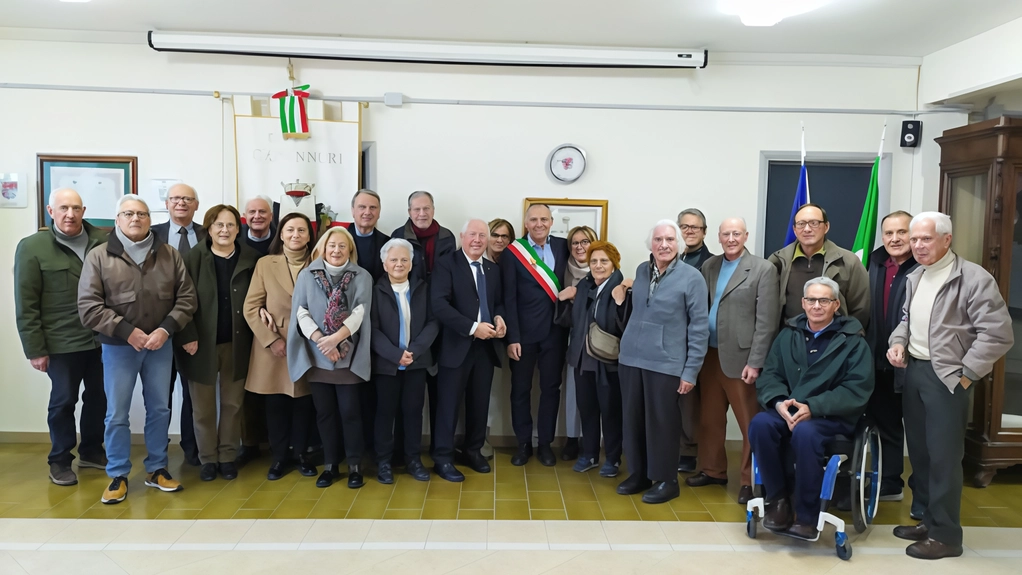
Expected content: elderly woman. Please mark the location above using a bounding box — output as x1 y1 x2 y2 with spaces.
555 239 625 477
243 213 317 481
486 218 515 263
559 225 599 461
175 205 259 482
287 226 373 489
613 219 709 504
371 238 439 484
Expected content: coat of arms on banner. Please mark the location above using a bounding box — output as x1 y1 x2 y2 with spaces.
276 179 324 233
271 84 311 140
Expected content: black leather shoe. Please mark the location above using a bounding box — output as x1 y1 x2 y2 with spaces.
786 523 819 541
464 451 491 473
298 454 317 477
906 539 964 560
642 480 680 504
316 466 338 488
267 461 289 481
617 474 654 495
894 522 929 542
537 443 556 467
235 445 261 467
184 451 201 467
377 462 394 485
685 472 727 487
199 463 217 482
219 462 238 480
763 498 794 532
511 443 533 466
406 459 431 481
561 438 579 461
677 456 697 473
434 462 465 483
737 485 753 505
347 465 365 489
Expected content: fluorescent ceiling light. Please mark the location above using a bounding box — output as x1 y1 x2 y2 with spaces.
718 0 831 27
148 31 708 69
59 0 92 3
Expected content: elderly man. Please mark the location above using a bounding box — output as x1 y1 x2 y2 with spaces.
749 277 874 540
151 183 206 466
502 204 570 466
865 211 919 505
15 188 109 486
768 203 870 330
613 219 708 504
78 195 197 504
888 212 1012 560
678 208 715 270
687 218 778 505
241 195 275 256
347 189 390 282
431 219 506 481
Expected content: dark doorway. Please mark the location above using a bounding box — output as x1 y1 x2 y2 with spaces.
763 161 874 257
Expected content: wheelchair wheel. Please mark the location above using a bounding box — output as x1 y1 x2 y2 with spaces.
852 425 882 533
850 426 866 533
836 542 853 560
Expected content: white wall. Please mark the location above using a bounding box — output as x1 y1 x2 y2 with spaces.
1 38 930 437
920 16 1022 104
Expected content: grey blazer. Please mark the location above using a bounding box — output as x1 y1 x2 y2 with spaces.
618 257 709 382
701 249 779 379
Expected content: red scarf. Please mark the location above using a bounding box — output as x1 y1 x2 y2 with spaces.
411 220 440 272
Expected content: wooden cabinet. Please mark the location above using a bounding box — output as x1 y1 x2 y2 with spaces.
937 116 1022 487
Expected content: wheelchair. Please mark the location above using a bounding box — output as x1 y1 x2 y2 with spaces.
745 417 881 560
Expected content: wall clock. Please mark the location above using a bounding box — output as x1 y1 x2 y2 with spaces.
547 144 587 184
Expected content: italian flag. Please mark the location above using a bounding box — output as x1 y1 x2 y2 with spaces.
507 239 561 302
271 84 311 139
852 123 886 267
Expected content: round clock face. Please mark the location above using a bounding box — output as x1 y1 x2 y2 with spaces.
548 144 586 183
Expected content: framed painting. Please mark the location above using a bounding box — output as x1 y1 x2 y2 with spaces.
37 154 138 229
522 197 609 240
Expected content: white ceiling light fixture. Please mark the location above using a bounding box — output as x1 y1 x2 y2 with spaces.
148 31 708 69
59 0 92 3
718 0 832 27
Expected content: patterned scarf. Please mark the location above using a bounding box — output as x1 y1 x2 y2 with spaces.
411 220 440 273
310 268 356 335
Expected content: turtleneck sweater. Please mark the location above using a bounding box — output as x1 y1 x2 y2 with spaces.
907 249 956 360
53 226 89 262
115 227 154 266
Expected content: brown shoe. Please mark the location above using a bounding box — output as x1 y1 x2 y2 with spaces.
786 522 819 540
685 472 727 488
906 539 964 560
101 476 128 504
763 497 793 531
893 522 929 542
144 468 183 492
737 485 753 505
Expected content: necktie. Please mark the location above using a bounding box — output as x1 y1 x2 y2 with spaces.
177 226 191 256
471 261 492 324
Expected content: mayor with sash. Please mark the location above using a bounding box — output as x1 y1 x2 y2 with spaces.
501 203 570 467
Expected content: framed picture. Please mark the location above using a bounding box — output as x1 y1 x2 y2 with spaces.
37 154 138 229
522 197 609 240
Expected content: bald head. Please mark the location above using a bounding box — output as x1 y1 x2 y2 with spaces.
47 188 85 236
166 183 199 225
717 217 749 260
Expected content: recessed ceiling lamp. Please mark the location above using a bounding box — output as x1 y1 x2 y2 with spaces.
718 0 831 27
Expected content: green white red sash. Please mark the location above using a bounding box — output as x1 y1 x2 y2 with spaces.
507 238 561 301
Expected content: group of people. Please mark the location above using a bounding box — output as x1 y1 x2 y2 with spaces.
15 186 1012 561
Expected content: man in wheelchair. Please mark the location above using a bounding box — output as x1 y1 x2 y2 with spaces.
749 277 875 540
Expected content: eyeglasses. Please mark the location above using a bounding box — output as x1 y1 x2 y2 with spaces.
679 224 706 232
118 210 150 220
794 220 824 230
168 196 196 205
803 297 836 307
490 233 510 241
211 222 238 231
571 239 592 247
54 206 84 214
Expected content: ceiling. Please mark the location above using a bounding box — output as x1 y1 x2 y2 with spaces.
3 0 1022 57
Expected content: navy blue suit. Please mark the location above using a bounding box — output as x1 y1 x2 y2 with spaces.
500 235 569 446
431 250 504 464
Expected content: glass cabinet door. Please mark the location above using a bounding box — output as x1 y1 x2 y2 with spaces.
1001 171 1022 431
948 172 989 265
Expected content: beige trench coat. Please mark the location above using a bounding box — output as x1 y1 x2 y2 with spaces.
244 255 310 397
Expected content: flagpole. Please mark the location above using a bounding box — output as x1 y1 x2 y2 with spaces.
878 120 887 158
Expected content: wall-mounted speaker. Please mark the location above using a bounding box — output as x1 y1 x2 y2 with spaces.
900 120 922 148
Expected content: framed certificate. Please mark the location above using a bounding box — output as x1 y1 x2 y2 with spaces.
37 154 138 229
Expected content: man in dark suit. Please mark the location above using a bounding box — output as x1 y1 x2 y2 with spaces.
240 196 275 256
430 219 506 482
501 203 569 466
151 183 206 467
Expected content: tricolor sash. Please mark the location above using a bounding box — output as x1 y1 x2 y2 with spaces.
507 239 561 302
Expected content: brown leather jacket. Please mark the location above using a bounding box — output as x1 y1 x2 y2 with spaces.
77 231 197 345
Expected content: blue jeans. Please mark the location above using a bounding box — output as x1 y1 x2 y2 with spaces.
102 342 174 478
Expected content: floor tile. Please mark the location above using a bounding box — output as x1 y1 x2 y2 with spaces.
565 500 605 520
528 492 564 510
458 510 495 520
460 491 495 510
496 482 527 500
345 498 388 519
531 510 567 520
421 499 459 520
427 520 488 543
461 475 495 492
302 519 374 545
495 500 531 520
365 519 431 543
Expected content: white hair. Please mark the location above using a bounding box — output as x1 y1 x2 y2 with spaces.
803 276 841 300
645 219 683 252
48 188 81 208
379 237 414 264
910 211 953 236
461 218 489 234
245 195 273 209
117 194 149 212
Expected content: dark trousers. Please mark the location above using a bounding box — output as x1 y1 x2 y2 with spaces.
360 380 377 459
903 358 971 547
435 342 495 464
575 367 623 464
168 361 197 458
620 365 687 482
868 369 906 491
510 335 566 446
748 410 854 526
375 370 427 464
46 349 106 465
241 391 267 448
264 393 314 464
310 382 364 467
426 371 439 455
